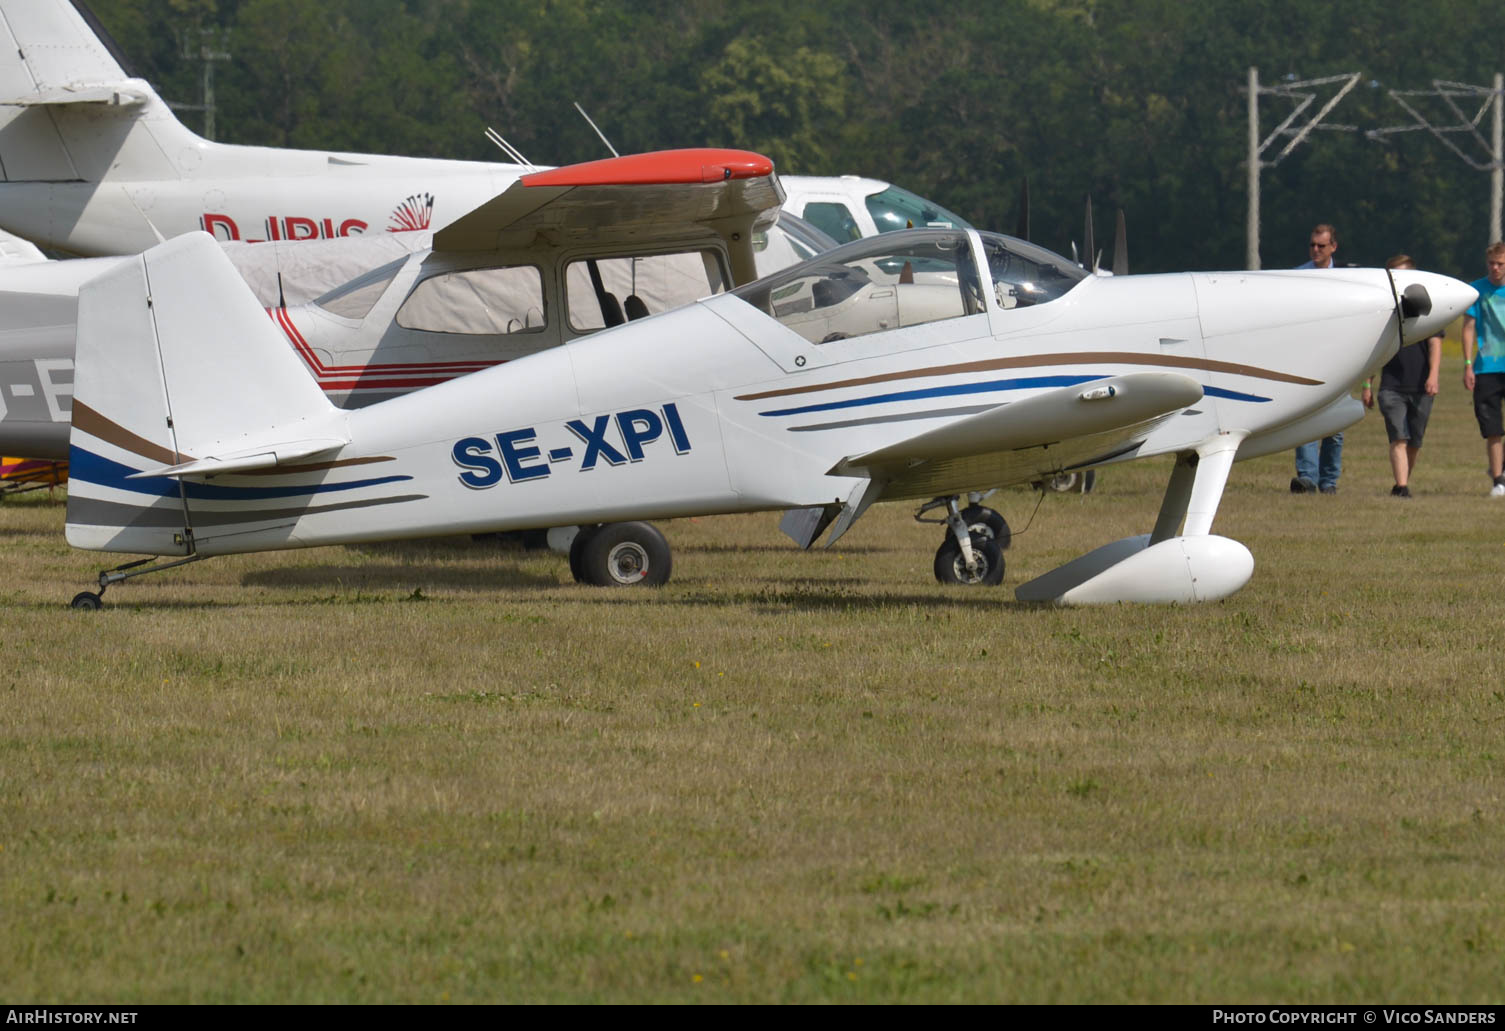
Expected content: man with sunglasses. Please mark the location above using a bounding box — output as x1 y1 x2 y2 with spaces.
1290 223 1345 494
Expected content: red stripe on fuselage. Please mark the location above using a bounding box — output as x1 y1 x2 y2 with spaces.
266 307 505 392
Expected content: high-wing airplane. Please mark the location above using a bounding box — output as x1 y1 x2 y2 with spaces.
61 228 1472 608
0 0 865 463
0 145 784 458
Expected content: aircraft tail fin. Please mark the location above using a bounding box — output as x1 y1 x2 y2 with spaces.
0 0 130 97
66 232 347 554
0 0 195 184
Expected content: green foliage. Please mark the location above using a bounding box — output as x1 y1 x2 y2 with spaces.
84 0 1505 274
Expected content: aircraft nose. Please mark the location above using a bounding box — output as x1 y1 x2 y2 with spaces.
1389 269 1478 344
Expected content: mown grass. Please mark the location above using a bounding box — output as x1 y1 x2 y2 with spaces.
1 357 1502 1003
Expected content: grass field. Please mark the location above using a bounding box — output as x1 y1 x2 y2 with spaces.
2 356 1502 1003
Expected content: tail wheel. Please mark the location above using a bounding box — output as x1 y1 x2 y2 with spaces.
579 522 672 587
959 505 1011 550
70 591 104 610
933 537 1005 586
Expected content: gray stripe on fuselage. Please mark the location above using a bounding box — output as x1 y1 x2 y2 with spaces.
786 403 1000 433
67 493 429 529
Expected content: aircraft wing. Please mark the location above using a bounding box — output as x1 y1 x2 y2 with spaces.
433 148 783 283
831 372 1204 501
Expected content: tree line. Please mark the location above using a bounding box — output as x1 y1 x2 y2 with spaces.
91 0 1505 278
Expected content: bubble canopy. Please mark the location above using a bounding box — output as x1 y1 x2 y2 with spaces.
731 229 1087 345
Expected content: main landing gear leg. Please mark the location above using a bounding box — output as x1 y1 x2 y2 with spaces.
70 554 206 610
930 496 1005 587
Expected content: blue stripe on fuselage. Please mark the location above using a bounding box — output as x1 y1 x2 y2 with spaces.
757 375 1269 417
68 447 412 500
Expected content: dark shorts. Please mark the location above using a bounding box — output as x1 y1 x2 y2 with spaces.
1378 389 1434 446
1475 372 1505 439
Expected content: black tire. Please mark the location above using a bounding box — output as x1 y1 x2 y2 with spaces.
1081 469 1097 494
70 591 103 610
959 505 1011 550
568 525 601 584
933 537 1005 586
580 522 672 587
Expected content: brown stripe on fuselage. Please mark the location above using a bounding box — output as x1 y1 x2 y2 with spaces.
72 400 188 465
733 352 1323 402
72 400 388 476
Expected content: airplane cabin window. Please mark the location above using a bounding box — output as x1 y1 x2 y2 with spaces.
801 202 863 243
394 265 546 334
733 229 983 345
564 250 725 333
863 185 974 234
312 259 405 320
977 231 1087 309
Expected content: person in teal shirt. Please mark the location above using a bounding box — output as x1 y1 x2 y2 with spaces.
1462 241 1505 496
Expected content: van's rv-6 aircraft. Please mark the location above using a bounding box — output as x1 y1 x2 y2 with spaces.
63 228 1472 608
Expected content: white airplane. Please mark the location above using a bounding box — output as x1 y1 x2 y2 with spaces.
61 227 1472 608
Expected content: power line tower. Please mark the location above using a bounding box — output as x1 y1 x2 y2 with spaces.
1244 68 1363 269
1367 75 1504 247
176 26 231 141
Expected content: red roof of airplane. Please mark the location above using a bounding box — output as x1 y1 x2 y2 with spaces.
521 148 774 188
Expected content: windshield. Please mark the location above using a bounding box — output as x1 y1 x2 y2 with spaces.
864 185 973 234
313 257 406 319
733 228 983 345
775 211 840 258
976 231 1086 308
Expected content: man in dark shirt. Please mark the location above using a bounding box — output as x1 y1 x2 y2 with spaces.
1362 255 1442 498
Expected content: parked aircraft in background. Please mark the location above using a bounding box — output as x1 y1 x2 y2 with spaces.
0 146 784 458
779 176 973 243
62 228 1472 608
0 0 938 266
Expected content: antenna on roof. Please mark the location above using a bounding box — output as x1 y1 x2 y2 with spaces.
573 102 619 158
484 127 536 171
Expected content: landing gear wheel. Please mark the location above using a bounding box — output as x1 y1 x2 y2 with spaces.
70 591 103 610
1047 470 1097 494
579 522 672 587
568 524 601 584
933 537 1005 586
959 505 1010 550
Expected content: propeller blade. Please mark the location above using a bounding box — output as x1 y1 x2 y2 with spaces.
1083 196 1096 272
1112 209 1129 276
1014 178 1030 241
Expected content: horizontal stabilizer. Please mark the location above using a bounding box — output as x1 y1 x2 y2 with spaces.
0 83 146 106
129 438 348 480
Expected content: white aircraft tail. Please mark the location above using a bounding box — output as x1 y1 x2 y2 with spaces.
0 0 129 94
0 0 199 183
66 232 348 554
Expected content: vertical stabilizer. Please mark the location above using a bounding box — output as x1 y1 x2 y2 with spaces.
0 0 192 185
0 0 128 97
67 232 347 554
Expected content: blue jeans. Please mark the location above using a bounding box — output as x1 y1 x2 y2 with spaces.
1294 434 1343 489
